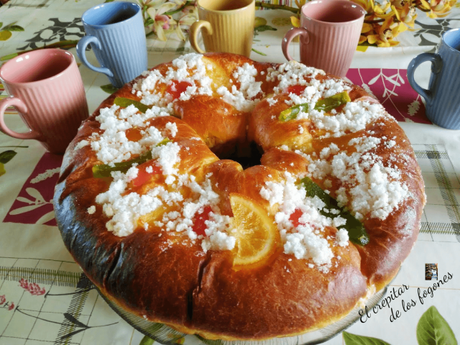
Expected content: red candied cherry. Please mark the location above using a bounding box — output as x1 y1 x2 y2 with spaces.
131 161 162 188
166 80 193 100
192 205 213 236
285 85 306 96
289 208 304 227
126 127 143 142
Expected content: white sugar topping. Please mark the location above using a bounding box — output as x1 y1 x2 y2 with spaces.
89 104 172 165
83 53 410 269
266 61 323 92
260 173 348 269
303 136 409 221
133 53 213 107
317 102 387 137
165 122 178 137
216 63 263 112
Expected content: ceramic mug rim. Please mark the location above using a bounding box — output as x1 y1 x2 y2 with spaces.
302 0 365 25
82 1 141 28
442 27 460 53
0 48 75 87
197 0 255 14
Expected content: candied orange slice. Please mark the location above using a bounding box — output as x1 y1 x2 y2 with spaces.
230 194 279 266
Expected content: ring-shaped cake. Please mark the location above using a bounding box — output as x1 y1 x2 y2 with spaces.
54 53 425 340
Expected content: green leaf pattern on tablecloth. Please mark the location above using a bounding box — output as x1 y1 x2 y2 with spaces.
0 150 17 177
0 22 24 41
0 21 24 41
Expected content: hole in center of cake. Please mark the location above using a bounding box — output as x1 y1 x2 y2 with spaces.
218 142 263 169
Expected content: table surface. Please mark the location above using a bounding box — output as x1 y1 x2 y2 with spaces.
0 1 459 344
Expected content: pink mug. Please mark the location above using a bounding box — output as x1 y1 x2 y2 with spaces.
282 0 365 77
0 49 89 154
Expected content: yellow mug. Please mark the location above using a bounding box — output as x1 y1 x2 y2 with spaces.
189 0 255 58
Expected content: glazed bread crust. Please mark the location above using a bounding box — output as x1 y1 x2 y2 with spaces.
54 53 424 340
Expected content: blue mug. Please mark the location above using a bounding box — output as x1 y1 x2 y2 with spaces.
408 28 460 130
77 1 148 88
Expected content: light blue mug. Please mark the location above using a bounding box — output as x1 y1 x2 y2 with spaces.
77 1 148 88
408 28 460 130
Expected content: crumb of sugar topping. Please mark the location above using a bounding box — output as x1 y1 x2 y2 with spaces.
266 97 278 107
165 122 178 137
336 228 349 246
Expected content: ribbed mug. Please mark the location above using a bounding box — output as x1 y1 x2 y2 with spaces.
189 0 255 58
0 49 88 154
77 1 148 88
282 0 365 77
408 28 460 130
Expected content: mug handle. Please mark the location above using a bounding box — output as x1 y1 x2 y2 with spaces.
282 27 310 61
407 53 443 105
76 35 114 78
189 20 213 54
0 96 41 139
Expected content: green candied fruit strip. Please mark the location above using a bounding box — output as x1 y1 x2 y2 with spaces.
314 91 351 112
299 176 369 246
114 97 150 113
279 103 309 122
92 139 172 178
278 91 351 122
92 151 153 178
156 138 171 147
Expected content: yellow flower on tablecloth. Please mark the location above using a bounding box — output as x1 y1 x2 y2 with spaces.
352 0 375 12
366 16 407 47
288 0 306 28
348 0 457 45
290 15 300 27
418 0 457 17
374 0 392 14
392 1 418 27
362 22 374 33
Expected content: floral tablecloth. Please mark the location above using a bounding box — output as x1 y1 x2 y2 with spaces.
1 1 459 345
